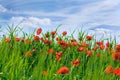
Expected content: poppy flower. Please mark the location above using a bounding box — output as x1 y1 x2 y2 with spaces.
71 59 80 67
78 47 84 52
47 48 54 54
96 41 103 46
32 49 36 53
24 39 31 44
5 38 11 43
36 28 42 35
71 41 78 46
81 42 88 47
34 35 40 41
105 66 114 74
51 31 56 35
86 50 92 57
116 44 120 52
112 53 120 61
43 70 47 75
62 31 67 36
86 36 92 41
14 37 21 42
43 39 49 44
56 51 63 61
57 66 69 74
100 45 105 50
114 68 120 76
25 51 32 57
92 46 98 51
106 42 110 48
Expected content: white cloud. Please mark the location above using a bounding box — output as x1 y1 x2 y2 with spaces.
0 5 7 12
10 16 52 28
63 0 120 27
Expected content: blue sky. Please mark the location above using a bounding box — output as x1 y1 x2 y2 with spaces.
0 0 120 41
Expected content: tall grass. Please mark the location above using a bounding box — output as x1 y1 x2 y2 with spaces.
0 25 120 80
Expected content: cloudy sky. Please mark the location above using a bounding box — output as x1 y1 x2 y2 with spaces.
0 0 120 40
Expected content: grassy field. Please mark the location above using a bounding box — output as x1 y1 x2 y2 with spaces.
0 25 120 80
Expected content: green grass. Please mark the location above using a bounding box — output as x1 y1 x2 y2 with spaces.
0 25 120 80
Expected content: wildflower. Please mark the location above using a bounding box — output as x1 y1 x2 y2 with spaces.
24 39 32 44
56 37 60 41
114 68 120 76
100 45 105 50
81 42 88 47
56 51 63 61
62 31 67 36
57 66 69 74
34 35 40 41
14 37 21 42
5 38 11 43
92 46 98 51
112 53 120 61
71 59 80 67
106 42 110 48
58 40 65 45
116 44 120 52
71 41 78 46
86 50 92 57
78 47 84 52
96 41 103 46
43 70 47 75
51 31 56 35
86 36 92 41
43 39 49 44
25 51 32 57
47 48 54 54
105 66 114 74
36 28 42 35
32 49 36 53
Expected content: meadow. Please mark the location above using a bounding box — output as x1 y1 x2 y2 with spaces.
0 25 120 80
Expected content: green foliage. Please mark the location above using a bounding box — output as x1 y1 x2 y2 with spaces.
0 25 119 80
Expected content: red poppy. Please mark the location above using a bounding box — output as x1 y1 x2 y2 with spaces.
25 51 32 57
14 37 21 42
81 42 88 47
96 41 103 46
32 49 36 53
36 28 42 35
47 48 54 54
106 42 110 48
114 68 120 76
86 50 92 57
86 36 92 40
105 66 114 74
71 41 78 46
51 31 56 35
71 59 80 67
43 70 47 75
78 47 84 52
92 46 98 51
100 45 105 50
43 39 49 44
34 35 40 41
5 38 11 43
116 44 120 52
62 31 67 36
57 66 69 74
24 39 32 44
56 51 63 61
112 53 120 61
